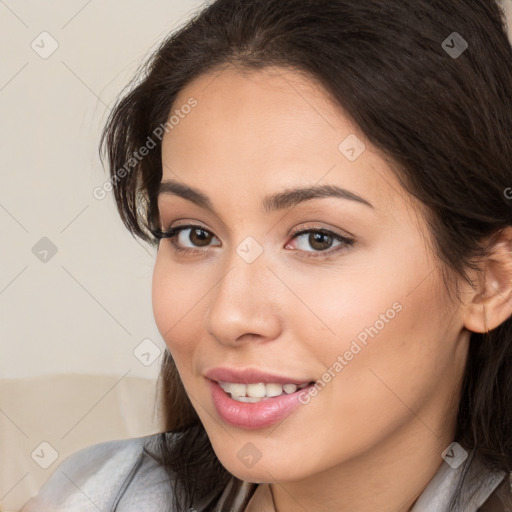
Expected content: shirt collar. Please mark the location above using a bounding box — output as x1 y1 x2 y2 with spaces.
410 451 507 512
224 450 508 512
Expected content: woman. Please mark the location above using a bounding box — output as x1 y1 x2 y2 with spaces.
21 0 512 510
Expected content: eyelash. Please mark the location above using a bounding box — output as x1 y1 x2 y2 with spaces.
152 223 355 260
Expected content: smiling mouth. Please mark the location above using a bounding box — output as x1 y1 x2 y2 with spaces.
218 381 313 403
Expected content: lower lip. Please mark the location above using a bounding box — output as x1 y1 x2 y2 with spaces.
208 379 313 429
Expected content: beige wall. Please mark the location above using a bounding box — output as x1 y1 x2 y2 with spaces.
1 0 511 510
505 0 512 39
0 1 205 510
0 0 207 381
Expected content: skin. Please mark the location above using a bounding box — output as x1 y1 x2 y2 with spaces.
151 65 510 512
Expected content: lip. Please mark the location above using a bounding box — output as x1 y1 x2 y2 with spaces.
208 379 315 429
204 367 315 430
204 367 313 385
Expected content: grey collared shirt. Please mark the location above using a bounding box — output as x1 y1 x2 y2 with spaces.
21 433 509 512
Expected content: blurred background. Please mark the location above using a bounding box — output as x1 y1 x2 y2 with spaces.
0 0 511 510
0 1 207 510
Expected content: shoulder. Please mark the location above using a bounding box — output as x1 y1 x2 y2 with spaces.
479 472 512 512
21 433 174 512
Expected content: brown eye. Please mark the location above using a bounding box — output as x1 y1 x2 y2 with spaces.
157 224 221 253
308 232 334 251
189 228 213 247
156 224 353 259
288 227 355 259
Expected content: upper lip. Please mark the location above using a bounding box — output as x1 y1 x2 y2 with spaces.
205 367 314 385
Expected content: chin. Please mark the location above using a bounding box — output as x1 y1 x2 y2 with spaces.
212 444 308 483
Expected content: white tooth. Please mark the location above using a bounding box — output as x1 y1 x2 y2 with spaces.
283 384 297 394
247 383 266 398
230 383 247 397
265 383 284 397
219 381 231 392
233 396 265 403
232 396 249 402
220 381 305 399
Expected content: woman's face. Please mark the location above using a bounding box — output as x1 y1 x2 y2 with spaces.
152 65 471 483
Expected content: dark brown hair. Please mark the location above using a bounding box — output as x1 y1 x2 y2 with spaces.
100 0 512 510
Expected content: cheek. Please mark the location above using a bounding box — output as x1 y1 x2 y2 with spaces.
281 258 406 368
152 254 173 340
295 252 450 417
319 279 451 429
151 251 202 359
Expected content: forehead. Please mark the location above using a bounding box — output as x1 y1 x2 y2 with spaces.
160 65 414 220
164 65 349 158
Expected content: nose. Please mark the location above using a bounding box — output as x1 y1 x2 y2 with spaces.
204 246 282 347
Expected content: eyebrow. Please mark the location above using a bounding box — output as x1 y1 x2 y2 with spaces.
157 179 374 215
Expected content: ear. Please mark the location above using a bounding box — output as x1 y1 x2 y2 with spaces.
464 227 512 333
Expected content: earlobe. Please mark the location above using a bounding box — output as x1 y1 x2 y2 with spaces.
463 227 512 334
